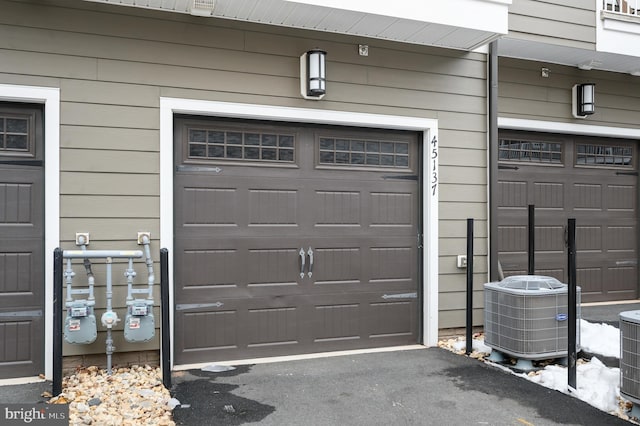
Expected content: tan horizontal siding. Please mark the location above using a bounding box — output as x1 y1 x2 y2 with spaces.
440 219 489 239
61 127 159 152
440 202 487 221
440 291 485 311
499 58 640 128
439 309 484 329
60 80 160 108
0 0 491 353
438 271 489 290
508 0 596 48
438 184 487 203
61 149 160 174
0 48 97 79
440 166 487 185
61 103 159 129
61 195 158 218
61 173 159 196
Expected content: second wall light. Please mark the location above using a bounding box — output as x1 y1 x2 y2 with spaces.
300 49 327 100
572 83 595 118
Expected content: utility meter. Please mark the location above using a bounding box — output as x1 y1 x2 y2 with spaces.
64 300 97 344
124 301 155 343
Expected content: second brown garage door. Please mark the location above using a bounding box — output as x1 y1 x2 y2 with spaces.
174 117 421 365
498 130 638 303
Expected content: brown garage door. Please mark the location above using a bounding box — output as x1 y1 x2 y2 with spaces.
0 104 44 379
174 117 421 364
498 130 638 303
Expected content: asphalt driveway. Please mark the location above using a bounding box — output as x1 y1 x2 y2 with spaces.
170 347 629 426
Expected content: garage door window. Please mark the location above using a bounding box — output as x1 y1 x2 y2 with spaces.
187 127 295 163
499 138 562 164
576 143 633 168
319 137 409 167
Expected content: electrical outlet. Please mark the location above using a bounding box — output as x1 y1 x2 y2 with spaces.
75 232 90 246
457 255 467 269
137 232 151 245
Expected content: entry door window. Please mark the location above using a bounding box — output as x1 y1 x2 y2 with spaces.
0 113 35 155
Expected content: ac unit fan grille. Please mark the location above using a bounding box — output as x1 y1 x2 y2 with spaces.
621 318 640 403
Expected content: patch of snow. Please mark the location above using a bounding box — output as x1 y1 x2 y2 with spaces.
455 319 630 419
579 319 620 358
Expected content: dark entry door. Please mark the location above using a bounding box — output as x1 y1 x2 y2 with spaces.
0 104 44 378
497 130 638 302
174 118 420 365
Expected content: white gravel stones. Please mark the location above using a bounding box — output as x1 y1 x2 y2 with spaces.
49 365 176 426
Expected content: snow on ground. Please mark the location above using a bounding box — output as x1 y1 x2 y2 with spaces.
441 319 634 422
580 319 621 358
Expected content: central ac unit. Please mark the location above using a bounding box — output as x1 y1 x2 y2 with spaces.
620 310 640 411
484 275 581 360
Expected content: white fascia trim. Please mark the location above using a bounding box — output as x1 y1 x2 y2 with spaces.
159 98 440 369
0 84 60 381
498 117 640 139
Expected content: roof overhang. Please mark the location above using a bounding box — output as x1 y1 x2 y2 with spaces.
83 0 511 51
497 37 640 76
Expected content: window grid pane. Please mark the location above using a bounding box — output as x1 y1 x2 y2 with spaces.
576 143 633 167
319 137 409 168
187 128 295 163
498 139 562 164
0 115 30 153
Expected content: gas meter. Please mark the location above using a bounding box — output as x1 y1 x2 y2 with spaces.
124 300 155 343
64 300 97 344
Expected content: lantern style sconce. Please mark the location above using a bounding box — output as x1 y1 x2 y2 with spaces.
300 49 327 100
572 83 595 118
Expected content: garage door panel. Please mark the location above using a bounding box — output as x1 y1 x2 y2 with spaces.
577 226 603 252
536 226 565 253
312 303 361 342
370 191 414 226
247 247 302 286
577 266 603 295
370 246 414 283
498 180 528 207
248 189 298 225
174 119 420 364
313 190 361 225
0 238 42 310
607 184 635 210
533 182 564 208
179 247 239 289
369 300 416 338
498 131 638 302
607 226 636 252
180 309 238 353
313 247 362 285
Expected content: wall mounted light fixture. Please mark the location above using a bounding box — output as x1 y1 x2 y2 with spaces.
572 83 595 118
300 49 327 100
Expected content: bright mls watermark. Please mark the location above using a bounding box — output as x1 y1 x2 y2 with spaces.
1 404 68 425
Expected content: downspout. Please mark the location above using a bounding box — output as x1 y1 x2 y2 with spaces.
489 40 500 281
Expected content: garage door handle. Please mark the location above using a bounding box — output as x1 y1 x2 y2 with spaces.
307 247 314 278
299 248 306 279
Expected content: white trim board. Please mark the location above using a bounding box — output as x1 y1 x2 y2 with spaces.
498 117 640 139
159 98 440 369
0 84 60 381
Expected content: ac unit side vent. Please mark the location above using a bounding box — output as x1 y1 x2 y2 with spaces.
621 311 640 403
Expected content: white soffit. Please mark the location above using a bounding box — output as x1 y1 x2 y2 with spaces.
498 38 640 76
83 0 511 51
